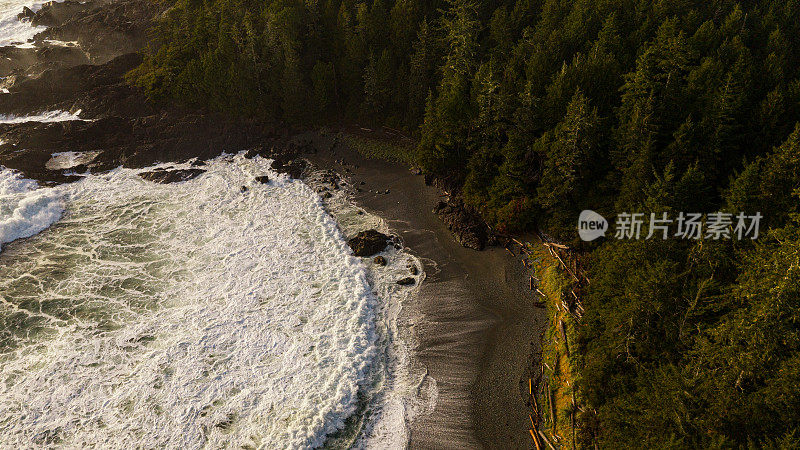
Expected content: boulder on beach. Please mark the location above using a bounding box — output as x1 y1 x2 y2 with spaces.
271 157 307 179
433 200 488 251
139 168 205 184
347 229 390 257
396 277 415 286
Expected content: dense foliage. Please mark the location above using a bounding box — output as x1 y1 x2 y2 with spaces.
133 0 800 446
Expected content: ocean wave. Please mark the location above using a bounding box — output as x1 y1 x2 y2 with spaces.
0 167 63 252
0 0 65 47
0 155 421 448
0 109 84 123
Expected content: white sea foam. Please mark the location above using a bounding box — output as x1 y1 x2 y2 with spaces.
0 109 83 123
0 167 63 252
42 38 77 47
305 169 435 449
0 0 64 47
0 155 424 448
45 150 101 170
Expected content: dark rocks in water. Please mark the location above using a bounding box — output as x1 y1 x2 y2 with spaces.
68 163 89 173
254 175 269 184
396 277 416 286
433 200 488 251
321 191 332 199
373 256 387 266
408 264 419 275
239 185 248 193
0 53 148 116
347 229 390 257
31 0 85 27
0 109 277 183
17 6 35 21
214 413 236 431
317 170 340 189
243 147 260 159
35 0 164 64
244 146 273 159
139 168 205 184
271 157 307 179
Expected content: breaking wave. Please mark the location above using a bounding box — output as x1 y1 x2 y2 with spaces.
0 154 424 448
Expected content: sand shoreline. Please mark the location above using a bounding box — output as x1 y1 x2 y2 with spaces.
307 139 547 449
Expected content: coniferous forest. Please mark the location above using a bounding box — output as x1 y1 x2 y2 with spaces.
132 0 800 446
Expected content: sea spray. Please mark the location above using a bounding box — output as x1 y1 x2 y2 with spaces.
0 167 64 252
0 0 66 47
0 110 84 124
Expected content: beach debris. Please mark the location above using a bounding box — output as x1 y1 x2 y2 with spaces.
529 429 542 450
538 429 557 450
396 277 415 286
373 256 386 266
560 319 570 357
347 229 390 256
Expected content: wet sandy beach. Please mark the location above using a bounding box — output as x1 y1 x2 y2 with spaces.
308 140 547 449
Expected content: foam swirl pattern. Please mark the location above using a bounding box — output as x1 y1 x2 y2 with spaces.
0 155 384 448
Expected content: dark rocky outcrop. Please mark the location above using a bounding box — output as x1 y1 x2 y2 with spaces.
255 175 270 184
0 45 91 81
139 168 205 184
347 230 390 257
433 199 488 251
271 157 307 179
0 111 279 183
34 0 164 64
0 0 304 191
0 52 150 117
396 277 416 286
4 0 165 82
31 1 86 27
373 256 387 266
17 6 35 21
